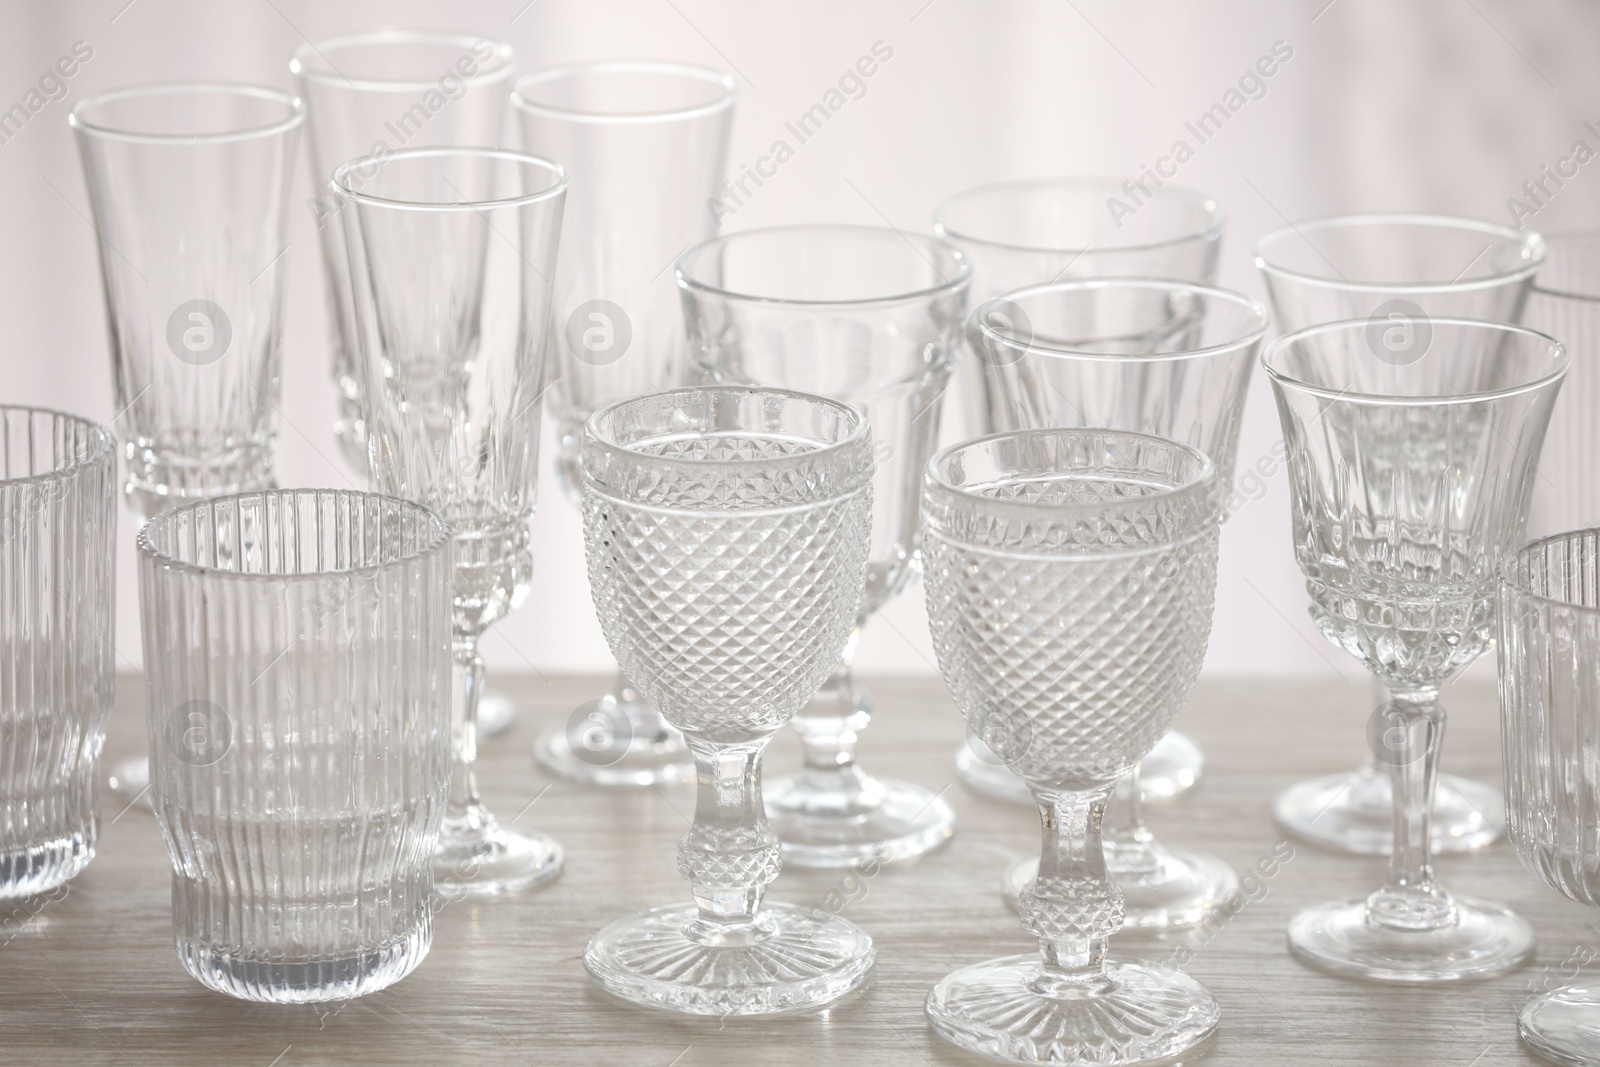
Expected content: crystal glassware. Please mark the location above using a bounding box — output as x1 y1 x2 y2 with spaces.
579 386 876 1015
677 224 966 868
514 61 736 788
336 147 567 897
934 178 1224 808
970 279 1267 930
137 489 454 1002
922 428 1222 1065
0 407 116 897
1255 213 1547 856
1524 233 1600 538
1266 317 1565 982
1501 528 1600 1063
71 82 305 808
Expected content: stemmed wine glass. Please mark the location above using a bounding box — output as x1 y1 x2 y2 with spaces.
335 147 568 897
677 224 966 867
579 386 876 1015
1256 214 1545 857
934 178 1224 807
513 61 736 787
922 428 1222 1064
969 279 1267 929
1266 317 1565 981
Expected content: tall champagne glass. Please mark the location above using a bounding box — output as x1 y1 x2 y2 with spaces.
1523 232 1600 538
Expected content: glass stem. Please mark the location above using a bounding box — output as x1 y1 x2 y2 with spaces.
613 670 673 748
1369 686 1454 931
792 624 870 774
1021 784 1121 996
1101 767 1160 880
447 637 487 821
680 734 781 932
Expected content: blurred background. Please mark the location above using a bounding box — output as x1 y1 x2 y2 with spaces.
3 0 1596 684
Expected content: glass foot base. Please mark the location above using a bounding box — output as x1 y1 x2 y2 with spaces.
1002 847 1238 930
1287 896 1535 983
764 773 954 868
926 955 1219 1065
584 902 874 1016
177 923 430 1003
533 723 693 788
1521 985 1600 1066
956 731 1201 808
1273 770 1503 855
107 755 152 810
477 689 516 740
433 817 563 899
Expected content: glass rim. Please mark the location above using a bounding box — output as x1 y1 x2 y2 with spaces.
289 29 516 92
0 405 115 490
1501 528 1600 614
926 427 1217 518
511 61 737 125
69 82 305 145
676 224 971 308
971 278 1268 363
1261 317 1569 406
135 488 453 583
932 176 1225 255
1531 229 1600 302
1252 213 1547 294
331 146 568 212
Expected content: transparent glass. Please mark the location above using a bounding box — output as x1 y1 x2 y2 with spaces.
968 279 1266 930
678 225 967 867
337 147 567 897
922 428 1221 1065
514 61 736 789
579 386 876 1015
1501 529 1600 1062
291 30 517 472
1255 213 1547 856
1266 318 1565 982
935 178 1224 808
0 408 116 898
1524 233 1600 539
136 489 454 1002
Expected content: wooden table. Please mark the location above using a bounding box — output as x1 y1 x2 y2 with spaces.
5 673 1586 1066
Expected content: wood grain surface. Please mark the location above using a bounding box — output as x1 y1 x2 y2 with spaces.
1 673 1585 1066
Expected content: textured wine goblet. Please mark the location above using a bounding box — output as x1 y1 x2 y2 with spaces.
1501 530 1600 1063
678 224 966 868
337 147 568 897
1256 214 1546 856
515 61 736 789
934 178 1224 808
1267 318 1565 982
580 386 875 1016
923 428 1222 1065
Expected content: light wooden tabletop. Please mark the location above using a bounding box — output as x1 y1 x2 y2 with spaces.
4 673 1586 1066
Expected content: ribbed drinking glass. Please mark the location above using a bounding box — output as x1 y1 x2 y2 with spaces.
922 428 1221 1065
1267 318 1564 982
514 61 736 789
1255 213 1546 857
580 386 875 1015
336 147 567 897
1523 233 1600 539
934 178 1224 808
678 224 965 868
137 489 454 1002
0 407 116 898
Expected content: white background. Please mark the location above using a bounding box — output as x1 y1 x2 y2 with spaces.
5 0 1599 686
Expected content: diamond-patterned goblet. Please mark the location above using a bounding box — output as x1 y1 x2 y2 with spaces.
580 386 875 1015
923 428 1222 1064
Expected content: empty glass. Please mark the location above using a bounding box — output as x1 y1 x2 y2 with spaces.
1266 318 1564 982
923 428 1221 1065
1255 213 1547 856
970 279 1267 930
580 387 875 1015
934 178 1224 808
0 407 116 898
336 147 567 897
137 489 454 1002
678 225 966 867
514 61 736 788
1524 233 1600 538
1501 529 1600 1062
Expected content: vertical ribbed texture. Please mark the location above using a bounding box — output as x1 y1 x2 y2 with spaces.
1524 236 1600 538
137 489 452 1003
0 408 116 898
